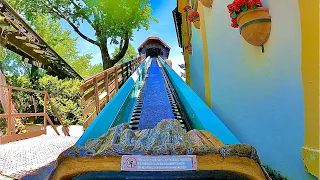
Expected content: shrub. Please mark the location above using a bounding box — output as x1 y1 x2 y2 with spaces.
38 76 84 126
5 75 84 126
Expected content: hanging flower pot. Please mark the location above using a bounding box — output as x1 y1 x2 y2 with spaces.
199 0 213 8
185 43 192 54
188 11 200 29
227 0 271 52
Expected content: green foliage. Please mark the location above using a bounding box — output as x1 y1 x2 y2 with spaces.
0 118 26 136
0 118 6 136
263 165 288 180
8 0 156 68
6 75 35 114
11 0 156 38
0 49 26 75
29 14 103 78
113 44 138 65
38 76 83 125
6 75 84 126
1 12 102 78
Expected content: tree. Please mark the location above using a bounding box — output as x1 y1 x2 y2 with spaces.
29 14 103 78
112 44 138 65
22 14 103 78
10 0 156 69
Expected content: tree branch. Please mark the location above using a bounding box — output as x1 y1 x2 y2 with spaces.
24 10 55 14
112 33 129 62
70 0 94 26
39 0 100 46
62 15 100 46
119 39 124 50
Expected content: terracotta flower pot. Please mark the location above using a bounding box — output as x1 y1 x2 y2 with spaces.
193 17 200 29
199 0 213 8
187 46 192 54
237 7 271 46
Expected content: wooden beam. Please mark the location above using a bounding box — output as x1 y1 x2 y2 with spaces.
44 94 47 134
93 78 100 115
0 16 10 26
7 87 12 135
0 130 46 144
0 85 46 94
46 93 70 136
0 113 45 118
6 33 50 66
45 113 60 136
82 100 96 118
83 111 97 129
104 71 109 103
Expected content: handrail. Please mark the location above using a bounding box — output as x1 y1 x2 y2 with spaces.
0 85 70 144
80 56 144 129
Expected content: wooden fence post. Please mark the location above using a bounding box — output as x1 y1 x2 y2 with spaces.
121 64 125 84
104 71 109 103
93 77 100 114
46 93 70 136
115 66 119 92
7 87 12 135
43 94 47 133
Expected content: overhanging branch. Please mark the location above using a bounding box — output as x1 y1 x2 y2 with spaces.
39 0 100 46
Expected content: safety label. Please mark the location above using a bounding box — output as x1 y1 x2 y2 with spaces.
121 155 197 171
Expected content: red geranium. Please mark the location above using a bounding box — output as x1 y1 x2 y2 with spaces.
185 43 192 49
188 12 200 23
227 0 263 28
183 5 192 12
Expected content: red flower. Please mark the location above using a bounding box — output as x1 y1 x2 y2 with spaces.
226 0 263 28
255 0 263 6
188 11 200 22
227 4 234 13
232 18 237 24
185 43 192 49
231 23 239 28
183 5 192 12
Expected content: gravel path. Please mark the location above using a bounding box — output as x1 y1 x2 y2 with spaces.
0 135 79 179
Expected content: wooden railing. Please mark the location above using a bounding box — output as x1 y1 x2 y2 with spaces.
0 85 70 144
80 57 143 129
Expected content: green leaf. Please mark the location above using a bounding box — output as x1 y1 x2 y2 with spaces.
250 5 258 10
7 0 156 69
241 5 248 12
232 12 237 18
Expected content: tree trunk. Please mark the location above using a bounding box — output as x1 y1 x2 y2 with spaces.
100 34 130 70
100 45 118 70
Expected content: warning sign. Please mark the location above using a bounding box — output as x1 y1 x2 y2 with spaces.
121 155 197 171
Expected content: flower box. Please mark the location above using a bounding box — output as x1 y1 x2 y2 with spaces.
227 0 271 48
183 5 192 12
185 43 192 54
188 12 200 29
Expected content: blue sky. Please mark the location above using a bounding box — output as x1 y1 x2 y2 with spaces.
60 0 184 67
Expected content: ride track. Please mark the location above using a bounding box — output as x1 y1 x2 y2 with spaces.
20 56 271 180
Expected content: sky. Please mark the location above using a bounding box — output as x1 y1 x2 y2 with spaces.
60 0 185 76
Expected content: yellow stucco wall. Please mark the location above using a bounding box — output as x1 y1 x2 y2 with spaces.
177 0 319 179
299 0 319 178
198 4 211 107
178 0 191 85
